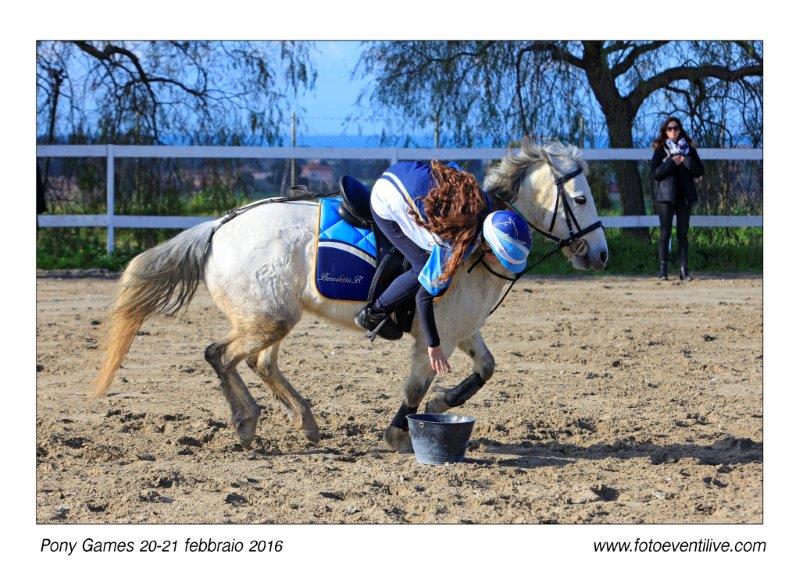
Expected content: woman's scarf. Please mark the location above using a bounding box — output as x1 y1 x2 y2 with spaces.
665 137 691 157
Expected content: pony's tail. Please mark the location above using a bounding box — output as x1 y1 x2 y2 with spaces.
90 219 220 398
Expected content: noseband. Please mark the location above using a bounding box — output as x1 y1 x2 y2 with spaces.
468 163 604 315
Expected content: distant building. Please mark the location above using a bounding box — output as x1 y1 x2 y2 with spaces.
301 160 335 185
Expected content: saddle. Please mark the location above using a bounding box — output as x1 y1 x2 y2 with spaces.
337 175 416 333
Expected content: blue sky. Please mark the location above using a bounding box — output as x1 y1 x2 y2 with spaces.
289 41 761 148
293 42 378 136
37 41 760 147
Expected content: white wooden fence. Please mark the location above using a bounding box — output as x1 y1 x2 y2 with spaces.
36 145 763 253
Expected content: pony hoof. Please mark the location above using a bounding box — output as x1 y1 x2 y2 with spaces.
295 411 320 442
383 425 413 453
424 394 450 414
302 425 320 443
234 409 261 447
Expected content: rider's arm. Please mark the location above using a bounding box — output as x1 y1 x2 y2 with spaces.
416 286 440 348
415 243 453 348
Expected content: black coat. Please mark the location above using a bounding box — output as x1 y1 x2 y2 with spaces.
650 145 704 205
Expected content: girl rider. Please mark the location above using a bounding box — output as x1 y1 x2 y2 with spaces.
355 160 532 374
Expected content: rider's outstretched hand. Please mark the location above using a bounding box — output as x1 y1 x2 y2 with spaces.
428 346 452 374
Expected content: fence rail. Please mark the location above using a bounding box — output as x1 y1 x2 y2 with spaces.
36 145 763 253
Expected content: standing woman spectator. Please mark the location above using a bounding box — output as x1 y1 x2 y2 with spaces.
650 116 705 281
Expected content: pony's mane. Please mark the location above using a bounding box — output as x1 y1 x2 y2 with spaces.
483 139 589 202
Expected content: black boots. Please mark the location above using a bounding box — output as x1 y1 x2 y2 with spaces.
679 246 694 281
659 261 693 281
355 304 403 341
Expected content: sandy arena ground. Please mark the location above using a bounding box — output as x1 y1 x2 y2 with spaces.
36 274 762 524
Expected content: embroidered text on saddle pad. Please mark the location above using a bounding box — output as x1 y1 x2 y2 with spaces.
315 197 377 301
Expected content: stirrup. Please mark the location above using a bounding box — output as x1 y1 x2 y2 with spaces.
355 306 403 341
365 317 390 342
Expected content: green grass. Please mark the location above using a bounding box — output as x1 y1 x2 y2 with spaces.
37 225 762 275
524 227 762 276
36 228 179 271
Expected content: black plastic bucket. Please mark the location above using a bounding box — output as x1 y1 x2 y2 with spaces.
406 413 476 465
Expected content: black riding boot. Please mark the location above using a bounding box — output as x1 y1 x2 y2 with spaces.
679 247 693 281
355 304 403 341
659 261 668 281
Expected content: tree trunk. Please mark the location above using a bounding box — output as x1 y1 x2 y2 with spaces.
607 122 650 241
581 42 650 241
606 124 643 212
42 69 63 215
37 164 46 220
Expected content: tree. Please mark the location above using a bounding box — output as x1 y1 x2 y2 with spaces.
37 40 316 145
355 41 762 234
36 41 317 252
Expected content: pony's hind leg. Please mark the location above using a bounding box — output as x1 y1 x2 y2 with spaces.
424 331 495 414
246 341 320 442
205 320 291 447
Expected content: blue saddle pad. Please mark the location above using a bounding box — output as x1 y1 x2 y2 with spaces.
315 197 377 301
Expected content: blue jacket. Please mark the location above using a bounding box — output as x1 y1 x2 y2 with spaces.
382 161 490 297
418 242 453 297
380 161 433 222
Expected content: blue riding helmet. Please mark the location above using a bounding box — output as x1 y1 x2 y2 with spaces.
482 210 532 274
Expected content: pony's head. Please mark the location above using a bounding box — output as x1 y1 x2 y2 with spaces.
483 139 608 271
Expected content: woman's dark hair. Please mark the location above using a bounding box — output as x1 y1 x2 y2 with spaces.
408 161 491 282
653 116 696 150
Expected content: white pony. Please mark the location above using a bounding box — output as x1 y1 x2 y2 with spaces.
93 140 608 452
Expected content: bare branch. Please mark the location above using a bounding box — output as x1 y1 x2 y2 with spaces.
626 62 763 111
610 41 669 76
73 41 207 98
533 41 585 69
603 41 632 54
733 40 762 64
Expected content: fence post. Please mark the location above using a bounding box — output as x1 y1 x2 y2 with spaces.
390 148 398 165
290 112 297 190
106 144 115 254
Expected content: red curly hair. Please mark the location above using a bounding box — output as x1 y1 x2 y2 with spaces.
408 161 493 282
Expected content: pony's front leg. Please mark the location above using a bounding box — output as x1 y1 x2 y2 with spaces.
383 339 447 452
424 331 495 413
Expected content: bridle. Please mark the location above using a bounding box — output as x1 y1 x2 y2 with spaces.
525 164 604 255
468 163 604 315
